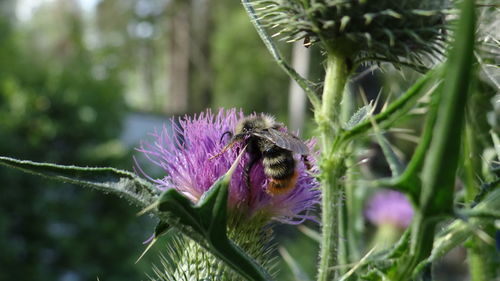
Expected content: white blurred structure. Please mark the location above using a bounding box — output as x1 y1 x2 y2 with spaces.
288 41 310 134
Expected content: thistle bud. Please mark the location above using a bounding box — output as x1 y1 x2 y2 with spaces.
254 0 450 68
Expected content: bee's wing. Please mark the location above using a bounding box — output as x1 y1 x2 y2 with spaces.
253 129 309 155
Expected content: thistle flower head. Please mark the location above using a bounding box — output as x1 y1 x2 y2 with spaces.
254 0 450 68
364 189 414 229
139 109 320 225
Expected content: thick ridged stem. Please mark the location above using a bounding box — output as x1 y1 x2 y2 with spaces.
316 53 350 281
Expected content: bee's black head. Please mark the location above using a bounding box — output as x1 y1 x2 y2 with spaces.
235 114 276 134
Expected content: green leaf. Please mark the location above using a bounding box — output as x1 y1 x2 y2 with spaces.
341 67 440 142
344 103 373 130
0 156 158 207
369 117 405 177
420 0 476 217
152 149 273 281
394 83 442 201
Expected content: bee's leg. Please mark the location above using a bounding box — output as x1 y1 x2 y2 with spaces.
244 155 260 206
302 155 313 171
209 132 244 160
244 155 259 189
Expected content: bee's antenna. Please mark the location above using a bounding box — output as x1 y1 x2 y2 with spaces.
220 131 233 144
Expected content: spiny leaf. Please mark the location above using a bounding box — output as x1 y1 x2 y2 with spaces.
342 67 440 142
392 82 442 202
368 116 405 177
344 103 373 130
0 156 158 207
420 0 476 216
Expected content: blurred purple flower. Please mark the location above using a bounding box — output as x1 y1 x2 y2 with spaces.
364 190 414 229
138 109 320 224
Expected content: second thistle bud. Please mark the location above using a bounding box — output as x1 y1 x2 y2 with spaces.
255 0 450 67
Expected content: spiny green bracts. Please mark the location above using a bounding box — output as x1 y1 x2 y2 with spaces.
152 215 277 281
252 0 451 69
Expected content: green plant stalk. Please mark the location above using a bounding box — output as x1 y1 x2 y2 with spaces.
463 124 497 281
316 53 350 281
338 68 356 276
317 155 346 281
344 156 362 263
337 192 349 277
317 54 349 141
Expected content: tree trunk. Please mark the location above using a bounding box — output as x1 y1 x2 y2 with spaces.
166 0 190 114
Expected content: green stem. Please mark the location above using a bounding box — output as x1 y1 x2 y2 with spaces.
463 124 497 281
345 155 362 263
391 214 437 281
317 155 346 281
317 54 349 141
316 53 350 281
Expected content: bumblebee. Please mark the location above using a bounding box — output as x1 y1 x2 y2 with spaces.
211 114 310 195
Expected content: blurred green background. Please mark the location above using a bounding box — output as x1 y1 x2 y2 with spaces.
0 0 497 280
0 1 308 280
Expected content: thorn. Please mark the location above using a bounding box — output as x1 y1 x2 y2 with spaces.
339 16 350 32
135 238 158 264
381 91 392 113
337 246 377 281
364 33 372 47
137 201 159 216
224 145 247 183
383 9 402 19
364 13 375 25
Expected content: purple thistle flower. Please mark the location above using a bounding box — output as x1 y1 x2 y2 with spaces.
138 108 320 224
364 190 414 229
